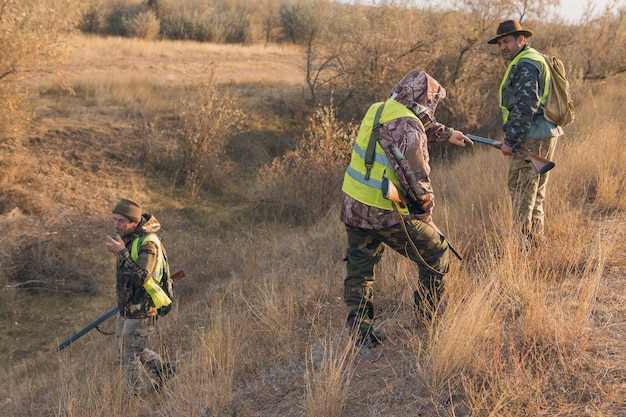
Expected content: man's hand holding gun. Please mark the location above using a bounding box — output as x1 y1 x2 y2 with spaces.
467 134 555 174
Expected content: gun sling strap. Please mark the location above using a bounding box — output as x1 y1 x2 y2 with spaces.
364 103 385 180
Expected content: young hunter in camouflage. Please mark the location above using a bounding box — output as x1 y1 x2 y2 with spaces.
105 199 176 395
488 20 563 243
340 70 473 347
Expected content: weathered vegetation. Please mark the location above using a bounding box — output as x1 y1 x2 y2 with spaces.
1 0 625 416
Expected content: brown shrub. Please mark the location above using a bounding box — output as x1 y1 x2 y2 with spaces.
0 0 82 139
257 100 356 223
126 10 161 40
157 81 245 200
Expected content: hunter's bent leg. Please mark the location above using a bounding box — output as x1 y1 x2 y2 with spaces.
377 221 450 319
344 226 384 337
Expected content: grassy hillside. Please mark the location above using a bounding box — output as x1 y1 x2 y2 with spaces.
1 34 625 416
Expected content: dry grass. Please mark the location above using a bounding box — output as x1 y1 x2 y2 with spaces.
1 35 625 417
44 35 304 87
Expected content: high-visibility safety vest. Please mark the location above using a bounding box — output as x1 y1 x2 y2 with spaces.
499 47 551 122
131 234 171 309
342 99 419 215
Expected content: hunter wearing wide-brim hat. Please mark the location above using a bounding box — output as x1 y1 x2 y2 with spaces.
488 20 563 244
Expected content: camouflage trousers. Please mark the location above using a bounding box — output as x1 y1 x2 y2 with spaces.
115 315 163 395
508 136 558 241
343 220 450 336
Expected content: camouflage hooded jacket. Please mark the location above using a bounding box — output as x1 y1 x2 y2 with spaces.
115 213 161 319
340 70 453 229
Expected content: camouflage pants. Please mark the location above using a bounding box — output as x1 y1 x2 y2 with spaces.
116 315 163 395
343 221 450 336
508 136 558 240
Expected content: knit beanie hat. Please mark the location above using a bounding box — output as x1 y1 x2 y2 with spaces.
112 199 142 222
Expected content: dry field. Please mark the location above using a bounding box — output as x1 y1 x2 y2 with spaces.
3 34 626 416
53 35 304 85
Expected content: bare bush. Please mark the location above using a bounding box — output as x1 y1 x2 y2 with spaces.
574 7 626 80
102 1 146 36
257 100 356 223
279 2 319 44
174 81 245 200
208 5 251 44
297 3 491 125
0 0 81 139
125 10 160 40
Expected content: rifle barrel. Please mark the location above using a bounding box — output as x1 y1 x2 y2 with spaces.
57 306 119 351
466 134 498 146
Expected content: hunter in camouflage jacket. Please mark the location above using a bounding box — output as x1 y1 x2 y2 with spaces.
340 70 459 230
115 213 161 319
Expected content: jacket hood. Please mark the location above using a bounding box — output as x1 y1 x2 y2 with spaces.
389 70 446 123
138 213 161 235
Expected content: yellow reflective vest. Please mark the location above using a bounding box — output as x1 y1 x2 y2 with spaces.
342 99 419 215
499 47 551 122
131 234 171 309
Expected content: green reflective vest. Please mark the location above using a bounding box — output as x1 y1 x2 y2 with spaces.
499 47 551 122
342 99 419 215
131 234 171 309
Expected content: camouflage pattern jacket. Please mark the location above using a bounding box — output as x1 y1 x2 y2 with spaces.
341 70 453 230
501 45 563 149
115 213 161 319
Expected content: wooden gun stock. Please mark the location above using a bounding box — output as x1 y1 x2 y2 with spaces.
381 177 409 206
170 270 185 282
467 134 555 174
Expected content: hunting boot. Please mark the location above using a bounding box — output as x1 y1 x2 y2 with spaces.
147 360 177 391
414 276 444 324
346 310 385 349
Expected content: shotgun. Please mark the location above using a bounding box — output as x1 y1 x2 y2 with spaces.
467 134 555 174
57 270 185 351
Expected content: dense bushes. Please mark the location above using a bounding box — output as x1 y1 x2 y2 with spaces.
80 0 278 43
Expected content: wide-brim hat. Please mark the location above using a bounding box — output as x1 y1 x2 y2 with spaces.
487 20 534 44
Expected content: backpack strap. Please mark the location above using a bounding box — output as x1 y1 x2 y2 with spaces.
364 103 385 180
131 233 171 309
131 234 164 283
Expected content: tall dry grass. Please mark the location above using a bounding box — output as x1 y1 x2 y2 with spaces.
2 36 626 417
4 82 616 416
304 332 359 417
